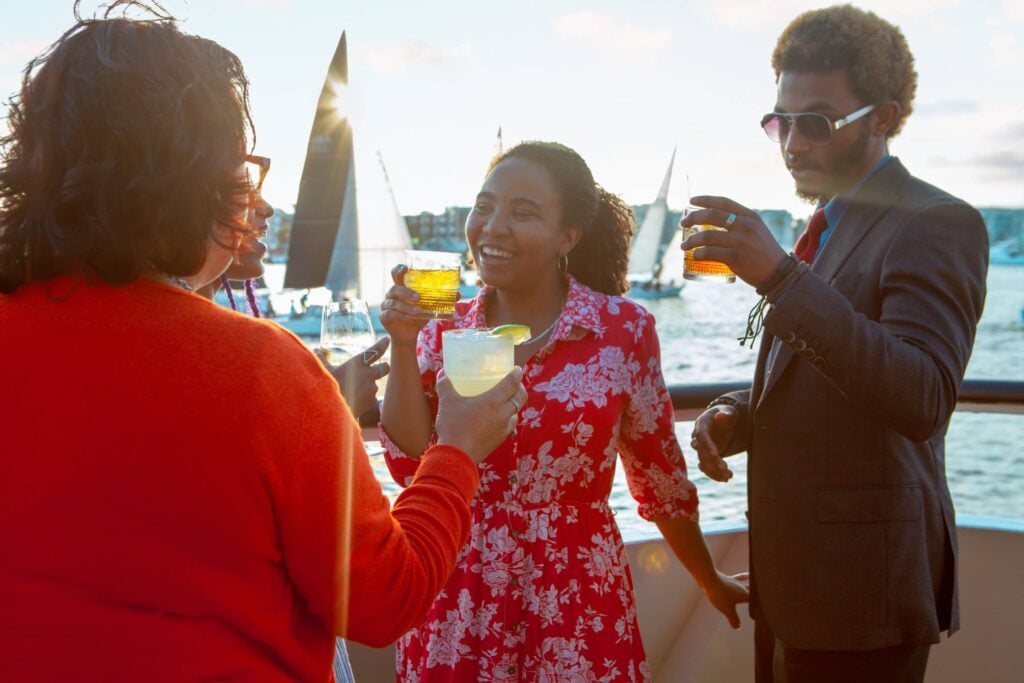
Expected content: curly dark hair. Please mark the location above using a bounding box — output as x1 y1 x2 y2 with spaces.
487 141 634 296
0 0 254 293
771 4 916 138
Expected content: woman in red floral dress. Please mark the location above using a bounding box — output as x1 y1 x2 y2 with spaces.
379 141 748 682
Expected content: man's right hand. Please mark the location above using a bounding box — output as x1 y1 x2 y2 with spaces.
691 405 739 482
435 367 527 464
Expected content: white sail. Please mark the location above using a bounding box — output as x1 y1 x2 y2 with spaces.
627 147 676 279
658 223 684 285
355 148 412 307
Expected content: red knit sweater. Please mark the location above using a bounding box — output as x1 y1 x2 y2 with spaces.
0 276 479 682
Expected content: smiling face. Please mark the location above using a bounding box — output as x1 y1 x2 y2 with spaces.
776 70 888 202
223 194 274 280
465 157 580 293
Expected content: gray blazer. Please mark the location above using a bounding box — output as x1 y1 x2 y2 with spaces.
721 158 988 650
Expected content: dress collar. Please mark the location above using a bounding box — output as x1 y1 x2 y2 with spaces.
457 274 605 341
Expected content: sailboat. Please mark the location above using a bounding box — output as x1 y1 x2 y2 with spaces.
627 148 685 299
278 32 412 336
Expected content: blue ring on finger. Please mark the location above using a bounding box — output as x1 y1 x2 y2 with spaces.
724 212 737 227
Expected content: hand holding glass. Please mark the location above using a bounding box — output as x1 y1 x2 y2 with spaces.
404 250 461 319
320 300 376 365
682 208 736 283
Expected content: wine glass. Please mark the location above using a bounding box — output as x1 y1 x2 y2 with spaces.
320 299 376 365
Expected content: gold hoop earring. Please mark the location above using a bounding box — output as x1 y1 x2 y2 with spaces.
559 254 569 274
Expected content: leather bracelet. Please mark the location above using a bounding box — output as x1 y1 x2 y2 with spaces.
756 254 798 297
762 259 807 304
706 396 739 410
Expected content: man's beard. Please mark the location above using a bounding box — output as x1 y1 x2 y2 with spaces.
794 122 873 203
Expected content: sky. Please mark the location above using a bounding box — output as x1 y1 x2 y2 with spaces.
2 0 1023 220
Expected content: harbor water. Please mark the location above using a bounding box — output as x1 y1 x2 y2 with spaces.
361 264 1024 537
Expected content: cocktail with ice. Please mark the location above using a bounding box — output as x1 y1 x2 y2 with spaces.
442 329 515 397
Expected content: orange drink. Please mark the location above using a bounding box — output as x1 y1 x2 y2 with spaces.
681 209 736 283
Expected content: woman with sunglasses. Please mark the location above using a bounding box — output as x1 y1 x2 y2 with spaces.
195 156 390 419
0 3 525 680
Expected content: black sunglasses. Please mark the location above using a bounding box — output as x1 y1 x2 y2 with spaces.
760 104 876 146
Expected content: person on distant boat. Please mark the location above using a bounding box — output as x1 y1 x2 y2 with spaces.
0 3 527 681
684 6 988 682
380 141 749 682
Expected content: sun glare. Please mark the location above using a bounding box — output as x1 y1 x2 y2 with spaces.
331 83 349 120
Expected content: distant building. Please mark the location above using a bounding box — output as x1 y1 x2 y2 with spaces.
757 209 796 248
265 209 293 262
404 206 470 253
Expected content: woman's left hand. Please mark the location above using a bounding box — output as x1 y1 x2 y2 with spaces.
315 336 391 417
702 570 750 630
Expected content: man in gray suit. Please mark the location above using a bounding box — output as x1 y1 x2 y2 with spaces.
683 5 988 682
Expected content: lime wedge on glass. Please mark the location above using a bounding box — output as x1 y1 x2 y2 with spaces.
490 324 532 345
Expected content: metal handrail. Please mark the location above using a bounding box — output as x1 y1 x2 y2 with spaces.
358 379 1024 428
667 379 1024 411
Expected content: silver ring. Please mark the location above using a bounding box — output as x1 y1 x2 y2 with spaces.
362 349 380 366
509 396 522 412
724 212 737 227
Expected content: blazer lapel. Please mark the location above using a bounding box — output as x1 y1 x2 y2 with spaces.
813 158 910 284
756 158 909 409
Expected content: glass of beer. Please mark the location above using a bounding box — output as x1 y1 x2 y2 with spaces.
320 299 376 365
681 208 736 283
442 329 514 397
404 250 461 319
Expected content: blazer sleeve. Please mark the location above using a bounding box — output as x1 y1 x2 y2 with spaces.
763 201 988 441
713 388 752 456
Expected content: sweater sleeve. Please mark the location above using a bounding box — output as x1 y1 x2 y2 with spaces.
272 375 478 647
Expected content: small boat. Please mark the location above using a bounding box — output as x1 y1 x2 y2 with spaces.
990 241 1024 266
627 148 685 299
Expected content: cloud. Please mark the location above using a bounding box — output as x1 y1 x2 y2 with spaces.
989 33 1021 68
0 41 47 68
698 0 962 29
550 11 672 61
231 0 290 8
355 43 473 76
976 150 1024 170
1004 0 1024 21
915 100 980 116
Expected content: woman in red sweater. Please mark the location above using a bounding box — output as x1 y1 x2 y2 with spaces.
0 3 525 681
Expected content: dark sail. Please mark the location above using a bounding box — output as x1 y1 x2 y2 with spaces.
284 32 356 291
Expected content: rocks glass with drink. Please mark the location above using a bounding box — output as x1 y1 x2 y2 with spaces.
442 329 515 397
681 208 736 283
404 250 461 319
320 299 376 365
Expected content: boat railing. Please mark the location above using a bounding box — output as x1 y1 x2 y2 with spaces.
358 378 1024 430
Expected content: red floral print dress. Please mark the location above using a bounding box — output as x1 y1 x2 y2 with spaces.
381 276 699 682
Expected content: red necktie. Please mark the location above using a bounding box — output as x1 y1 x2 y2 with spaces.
794 208 828 264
